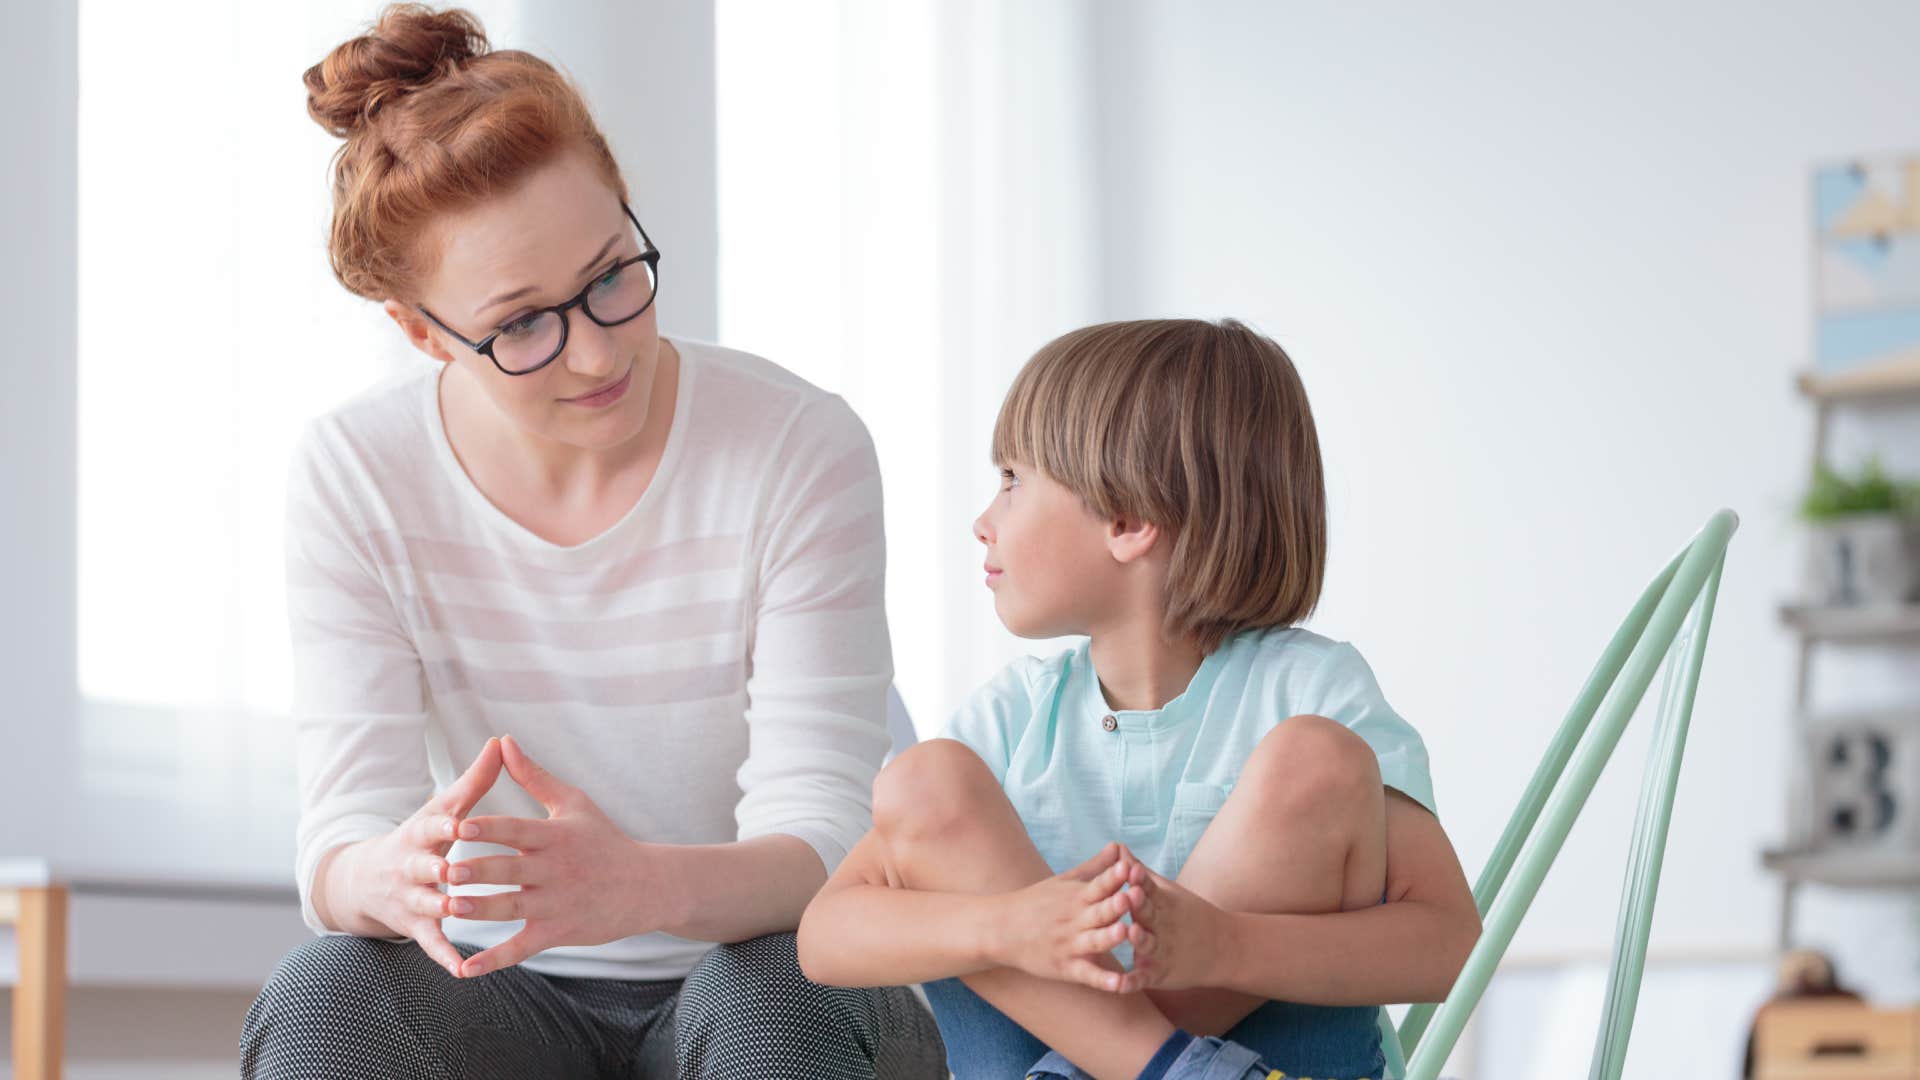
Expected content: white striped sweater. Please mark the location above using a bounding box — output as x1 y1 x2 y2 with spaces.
283 338 891 980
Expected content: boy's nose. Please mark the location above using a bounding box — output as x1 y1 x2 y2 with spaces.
972 510 993 546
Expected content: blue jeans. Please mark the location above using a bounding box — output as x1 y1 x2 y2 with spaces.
923 977 1384 1079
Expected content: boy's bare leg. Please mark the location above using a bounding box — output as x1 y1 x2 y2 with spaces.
1146 714 1389 1035
872 739 1175 1080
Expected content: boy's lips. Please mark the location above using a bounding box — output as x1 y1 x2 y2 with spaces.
984 563 1003 585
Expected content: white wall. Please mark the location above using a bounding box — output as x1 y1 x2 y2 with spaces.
0 0 720 981
1087 0 1920 1070
0 0 77 859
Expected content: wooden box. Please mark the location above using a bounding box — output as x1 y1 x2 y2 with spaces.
1755 1001 1920 1079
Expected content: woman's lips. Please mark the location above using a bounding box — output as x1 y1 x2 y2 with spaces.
564 367 631 408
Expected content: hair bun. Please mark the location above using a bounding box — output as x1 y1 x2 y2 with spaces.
305 4 489 138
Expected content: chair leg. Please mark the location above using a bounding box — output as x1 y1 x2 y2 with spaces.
12 885 67 1080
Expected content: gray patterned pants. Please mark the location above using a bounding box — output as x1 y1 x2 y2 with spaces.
240 933 945 1079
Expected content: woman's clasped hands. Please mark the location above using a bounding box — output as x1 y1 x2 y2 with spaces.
331 733 681 980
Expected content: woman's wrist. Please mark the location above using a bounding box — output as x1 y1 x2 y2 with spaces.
313 839 378 937
628 839 694 938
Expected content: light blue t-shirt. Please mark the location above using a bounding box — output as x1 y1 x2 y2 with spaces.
941 625 1437 893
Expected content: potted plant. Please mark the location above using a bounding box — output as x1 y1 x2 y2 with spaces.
1800 456 1920 607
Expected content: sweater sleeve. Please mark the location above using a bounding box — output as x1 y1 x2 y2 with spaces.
284 421 432 934
732 395 893 875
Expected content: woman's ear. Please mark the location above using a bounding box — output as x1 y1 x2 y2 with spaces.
1106 513 1161 565
383 298 459 365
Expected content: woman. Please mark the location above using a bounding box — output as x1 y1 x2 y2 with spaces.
240 5 943 1077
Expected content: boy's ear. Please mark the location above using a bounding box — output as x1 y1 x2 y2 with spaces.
1106 513 1161 565
383 298 460 366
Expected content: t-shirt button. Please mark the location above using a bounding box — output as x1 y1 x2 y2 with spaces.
1102 715 1119 732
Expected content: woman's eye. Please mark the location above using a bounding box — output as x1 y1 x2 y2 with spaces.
499 313 542 339
591 265 623 292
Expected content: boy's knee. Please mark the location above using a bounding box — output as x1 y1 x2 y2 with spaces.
872 738 999 843
1242 714 1382 815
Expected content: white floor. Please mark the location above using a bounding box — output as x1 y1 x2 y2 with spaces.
1 961 1775 1079
0 986 254 1080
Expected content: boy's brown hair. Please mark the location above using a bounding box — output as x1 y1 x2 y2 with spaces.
991 318 1326 652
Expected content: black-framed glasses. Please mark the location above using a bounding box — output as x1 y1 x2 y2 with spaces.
418 203 662 377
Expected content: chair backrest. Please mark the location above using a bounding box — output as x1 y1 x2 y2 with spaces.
1378 508 1738 1080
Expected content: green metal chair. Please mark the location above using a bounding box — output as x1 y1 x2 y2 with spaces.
1373 507 1738 1080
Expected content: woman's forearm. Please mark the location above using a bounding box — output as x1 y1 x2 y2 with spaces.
651 834 833 943
1217 900 1480 1006
797 882 1004 988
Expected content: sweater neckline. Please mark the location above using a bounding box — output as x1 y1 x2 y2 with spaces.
421 339 697 556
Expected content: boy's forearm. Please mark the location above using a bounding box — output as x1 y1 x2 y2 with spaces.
797 883 1006 987
1217 901 1480 1006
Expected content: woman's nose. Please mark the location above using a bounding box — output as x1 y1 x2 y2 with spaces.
559 311 619 377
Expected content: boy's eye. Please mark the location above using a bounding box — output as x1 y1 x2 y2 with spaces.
999 468 1019 490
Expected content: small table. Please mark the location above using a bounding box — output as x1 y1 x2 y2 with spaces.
0 859 65 1080
0 856 305 1079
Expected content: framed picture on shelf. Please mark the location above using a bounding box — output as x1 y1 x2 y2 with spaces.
1815 154 1920 379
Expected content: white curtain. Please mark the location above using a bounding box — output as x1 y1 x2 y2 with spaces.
716 0 1103 733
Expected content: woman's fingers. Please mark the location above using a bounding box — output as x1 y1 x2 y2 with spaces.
409 811 459 849
459 924 546 978
436 737 505 819
406 852 449 885
451 888 534 923
457 815 549 851
412 922 467 979
501 735 576 814
399 885 450 920
448 854 537 887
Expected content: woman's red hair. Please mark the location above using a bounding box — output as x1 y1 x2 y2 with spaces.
304 4 629 301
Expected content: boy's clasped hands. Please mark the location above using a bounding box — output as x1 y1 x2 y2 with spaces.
1001 840 1228 995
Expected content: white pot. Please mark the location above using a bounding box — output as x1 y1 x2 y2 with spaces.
1802 512 1920 607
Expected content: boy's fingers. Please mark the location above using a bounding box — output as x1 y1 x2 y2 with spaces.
1066 958 1125 993
1128 923 1157 959
1070 922 1128 957
1079 858 1128 902
1063 842 1121 882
